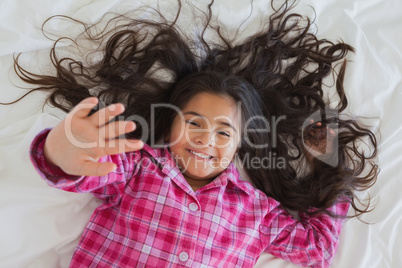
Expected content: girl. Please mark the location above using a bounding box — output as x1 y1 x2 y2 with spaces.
9 0 378 266
30 71 349 267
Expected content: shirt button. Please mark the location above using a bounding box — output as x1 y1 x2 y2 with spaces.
179 251 189 262
189 203 198 212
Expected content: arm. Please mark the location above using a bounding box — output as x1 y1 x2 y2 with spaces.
262 120 348 267
30 97 144 204
30 129 142 205
261 199 350 268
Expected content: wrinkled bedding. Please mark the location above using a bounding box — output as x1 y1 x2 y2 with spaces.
0 0 401 267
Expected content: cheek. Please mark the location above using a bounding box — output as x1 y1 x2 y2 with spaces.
168 118 184 144
168 127 189 160
225 148 237 161
168 135 184 156
220 142 239 162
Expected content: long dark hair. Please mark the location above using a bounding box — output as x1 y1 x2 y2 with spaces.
6 0 378 217
153 70 266 144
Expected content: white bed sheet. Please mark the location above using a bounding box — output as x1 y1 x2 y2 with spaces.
0 0 401 267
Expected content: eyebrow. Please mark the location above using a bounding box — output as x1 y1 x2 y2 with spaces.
183 111 238 132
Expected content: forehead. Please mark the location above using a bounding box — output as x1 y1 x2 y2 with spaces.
182 92 241 125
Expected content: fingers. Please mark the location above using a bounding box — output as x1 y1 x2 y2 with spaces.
90 103 125 127
304 120 327 139
312 126 327 140
91 118 144 155
328 127 336 137
69 97 99 119
101 120 136 140
304 126 337 155
69 98 126 128
103 138 144 156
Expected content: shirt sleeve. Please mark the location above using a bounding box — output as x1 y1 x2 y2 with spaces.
29 129 141 207
260 198 350 268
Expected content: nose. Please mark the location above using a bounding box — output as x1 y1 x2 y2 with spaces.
194 131 215 147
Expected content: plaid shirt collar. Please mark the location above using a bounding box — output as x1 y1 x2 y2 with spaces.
142 144 251 196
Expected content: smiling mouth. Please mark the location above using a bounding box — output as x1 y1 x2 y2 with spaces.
188 150 214 160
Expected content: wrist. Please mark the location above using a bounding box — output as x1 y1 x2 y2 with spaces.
43 131 60 169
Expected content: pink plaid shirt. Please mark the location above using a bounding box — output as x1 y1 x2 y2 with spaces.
30 129 350 268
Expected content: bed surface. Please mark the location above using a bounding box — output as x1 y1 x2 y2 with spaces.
1 0 401 267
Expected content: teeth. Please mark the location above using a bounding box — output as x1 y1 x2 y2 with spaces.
190 150 211 159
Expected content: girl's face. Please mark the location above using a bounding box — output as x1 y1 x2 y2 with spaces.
168 92 241 190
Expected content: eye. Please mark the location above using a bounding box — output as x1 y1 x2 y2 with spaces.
186 120 200 127
217 131 231 137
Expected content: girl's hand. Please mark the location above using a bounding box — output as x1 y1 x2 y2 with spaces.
44 97 144 176
303 120 337 160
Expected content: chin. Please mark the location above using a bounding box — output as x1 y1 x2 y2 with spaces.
184 168 217 181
